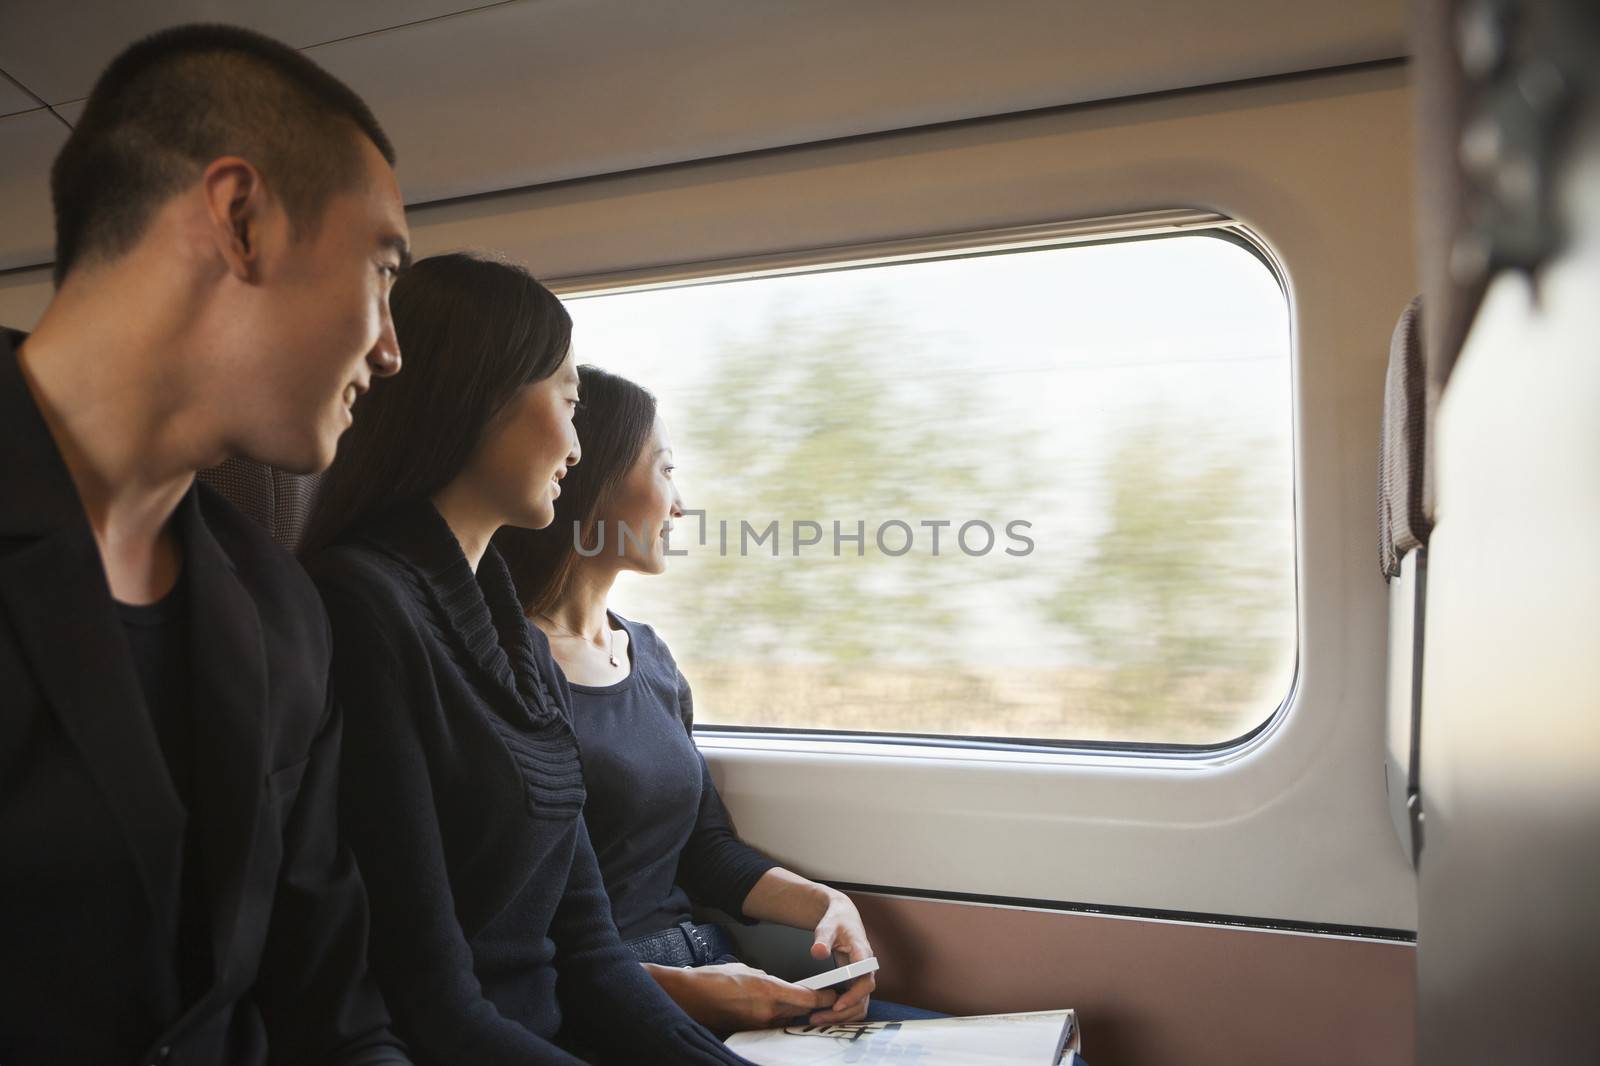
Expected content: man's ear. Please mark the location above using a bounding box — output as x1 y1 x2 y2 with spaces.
201 156 269 282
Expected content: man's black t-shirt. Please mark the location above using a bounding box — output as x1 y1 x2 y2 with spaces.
117 566 209 1006
118 569 193 804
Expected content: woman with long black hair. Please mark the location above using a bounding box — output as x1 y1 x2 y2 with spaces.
495 366 941 1033
301 254 770 1065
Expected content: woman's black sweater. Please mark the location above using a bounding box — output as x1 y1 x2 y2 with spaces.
308 501 750 1066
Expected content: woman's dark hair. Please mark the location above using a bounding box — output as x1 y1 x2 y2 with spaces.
300 252 571 556
496 365 657 617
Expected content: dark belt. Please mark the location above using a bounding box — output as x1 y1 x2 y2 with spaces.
622 920 738 967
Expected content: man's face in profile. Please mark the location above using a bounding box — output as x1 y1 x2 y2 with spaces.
234 134 408 474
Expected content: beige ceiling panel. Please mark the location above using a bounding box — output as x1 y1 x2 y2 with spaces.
0 75 38 117
0 0 510 104
0 108 67 271
0 0 1406 268
311 0 1405 206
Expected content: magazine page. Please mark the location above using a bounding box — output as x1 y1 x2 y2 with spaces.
725 1009 1077 1065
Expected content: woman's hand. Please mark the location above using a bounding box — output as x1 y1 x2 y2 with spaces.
805 891 876 1024
738 870 881 1023
645 962 838 1033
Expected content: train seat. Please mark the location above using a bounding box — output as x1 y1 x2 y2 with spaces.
196 458 322 553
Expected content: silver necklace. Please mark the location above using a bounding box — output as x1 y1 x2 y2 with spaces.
539 612 619 667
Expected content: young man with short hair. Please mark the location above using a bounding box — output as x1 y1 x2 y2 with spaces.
0 25 412 1065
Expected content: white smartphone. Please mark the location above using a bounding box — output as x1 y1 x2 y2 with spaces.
794 956 880 990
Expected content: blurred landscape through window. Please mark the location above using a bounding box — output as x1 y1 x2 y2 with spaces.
565 232 1296 746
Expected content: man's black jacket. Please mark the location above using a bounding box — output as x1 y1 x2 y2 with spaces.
0 329 408 1066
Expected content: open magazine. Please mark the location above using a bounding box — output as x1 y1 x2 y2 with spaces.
725 1009 1080 1065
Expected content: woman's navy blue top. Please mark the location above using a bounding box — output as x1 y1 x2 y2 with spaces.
565 615 777 942
309 501 751 1066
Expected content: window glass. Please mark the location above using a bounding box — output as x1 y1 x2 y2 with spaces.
565 232 1295 746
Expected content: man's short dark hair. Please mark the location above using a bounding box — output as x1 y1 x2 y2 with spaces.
50 23 396 285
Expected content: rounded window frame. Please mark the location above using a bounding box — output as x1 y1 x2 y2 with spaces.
557 209 1302 761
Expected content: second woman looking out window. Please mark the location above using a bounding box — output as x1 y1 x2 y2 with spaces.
497 366 941 1032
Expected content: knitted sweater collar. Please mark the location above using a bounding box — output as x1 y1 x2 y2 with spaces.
358 498 556 721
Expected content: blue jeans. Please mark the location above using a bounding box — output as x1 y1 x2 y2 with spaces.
863 998 945 1022
623 920 742 966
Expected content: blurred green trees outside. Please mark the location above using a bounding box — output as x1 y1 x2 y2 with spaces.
616 310 1295 744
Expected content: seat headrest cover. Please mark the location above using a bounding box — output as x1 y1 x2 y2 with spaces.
197 458 323 554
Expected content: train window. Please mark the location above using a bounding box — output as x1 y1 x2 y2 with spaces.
565 227 1295 748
